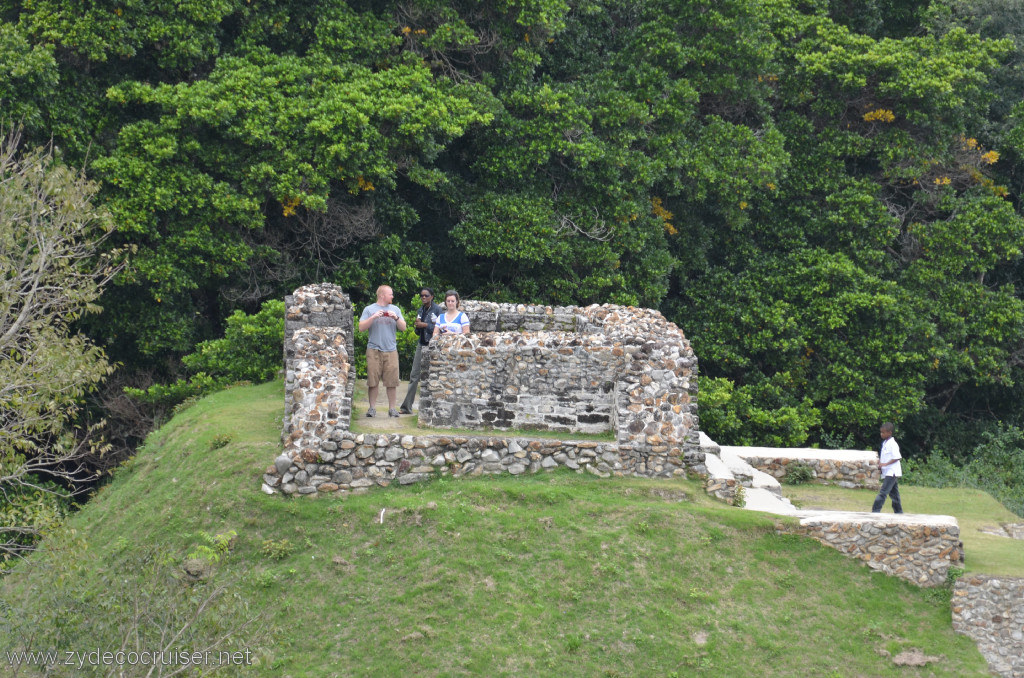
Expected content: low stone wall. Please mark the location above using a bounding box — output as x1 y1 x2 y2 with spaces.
461 300 582 332
779 512 964 587
270 284 706 495
418 332 626 434
420 302 702 464
952 575 1024 678
264 430 690 496
725 446 879 488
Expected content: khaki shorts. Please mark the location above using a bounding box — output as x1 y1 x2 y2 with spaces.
366 348 399 388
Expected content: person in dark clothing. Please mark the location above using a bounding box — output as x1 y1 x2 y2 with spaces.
398 287 443 414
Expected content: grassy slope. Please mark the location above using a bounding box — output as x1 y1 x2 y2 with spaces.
0 381 993 677
785 484 1024 577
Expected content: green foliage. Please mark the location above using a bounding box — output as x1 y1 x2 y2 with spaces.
904 425 1024 516
183 299 285 383
0 479 69 566
784 463 816 485
698 377 820 447
124 372 220 409
94 43 490 357
188 529 238 563
260 538 293 561
3 0 1024 461
1 131 121 561
125 298 284 413
0 23 57 128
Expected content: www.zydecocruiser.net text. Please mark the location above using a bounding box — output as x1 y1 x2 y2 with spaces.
4 648 255 670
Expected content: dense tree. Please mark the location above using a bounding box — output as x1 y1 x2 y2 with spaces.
2 0 1023 457
0 130 124 563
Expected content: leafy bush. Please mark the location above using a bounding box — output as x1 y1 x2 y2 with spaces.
183 299 285 383
698 376 820 447
0 477 71 568
784 462 815 485
782 464 815 485
125 299 284 413
904 425 1024 517
124 372 220 409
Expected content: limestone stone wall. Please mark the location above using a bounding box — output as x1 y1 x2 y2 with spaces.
952 575 1024 678
264 430 676 496
725 446 880 489
268 285 705 495
420 301 702 466
779 513 964 587
417 332 626 434
281 284 354 457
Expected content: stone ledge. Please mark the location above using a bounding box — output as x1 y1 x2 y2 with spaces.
778 511 963 587
724 445 880 488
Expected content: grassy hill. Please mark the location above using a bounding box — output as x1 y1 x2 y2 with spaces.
0 381 995 676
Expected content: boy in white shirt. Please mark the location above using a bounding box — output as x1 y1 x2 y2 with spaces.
871 421 904 513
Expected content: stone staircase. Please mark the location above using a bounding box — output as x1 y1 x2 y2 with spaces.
699 433 1024 678
699 432 963 587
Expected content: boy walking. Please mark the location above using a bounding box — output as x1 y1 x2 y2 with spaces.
871 422 904 513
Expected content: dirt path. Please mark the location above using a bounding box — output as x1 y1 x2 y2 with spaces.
354 380 416 432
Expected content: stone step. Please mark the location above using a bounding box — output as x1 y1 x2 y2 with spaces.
720 447 783 497
741 487 798 515
702 452 739 504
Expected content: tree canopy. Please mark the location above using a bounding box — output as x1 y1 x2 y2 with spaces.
3 0 1024 454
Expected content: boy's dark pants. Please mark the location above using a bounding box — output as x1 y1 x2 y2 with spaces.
872 475 903 513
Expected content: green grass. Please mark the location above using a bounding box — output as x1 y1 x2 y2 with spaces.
784 484 1024 577
0 381 993 676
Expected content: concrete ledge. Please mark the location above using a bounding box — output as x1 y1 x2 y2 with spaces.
724 445 880 488
703 452 739 504
779 512 963 587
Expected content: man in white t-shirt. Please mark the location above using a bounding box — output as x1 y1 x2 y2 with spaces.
871 421 904 513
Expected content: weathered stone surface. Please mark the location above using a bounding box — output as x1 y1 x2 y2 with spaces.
271 287 706 499
953 575 1024 678
779 513 963 588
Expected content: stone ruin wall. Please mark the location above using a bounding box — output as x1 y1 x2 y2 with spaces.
421 300 702 462
736 453 881 489
280 285 355 459
779 515 964 588
417 332 625 435
953 575 1024 678
265 285 705 497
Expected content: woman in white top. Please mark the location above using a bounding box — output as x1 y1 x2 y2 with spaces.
432 290 470 338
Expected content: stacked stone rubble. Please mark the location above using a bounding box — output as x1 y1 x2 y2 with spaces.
264 432 655 495
419 302 702 473
952 575 1024 678
735 452 879 488
779 516 964 587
